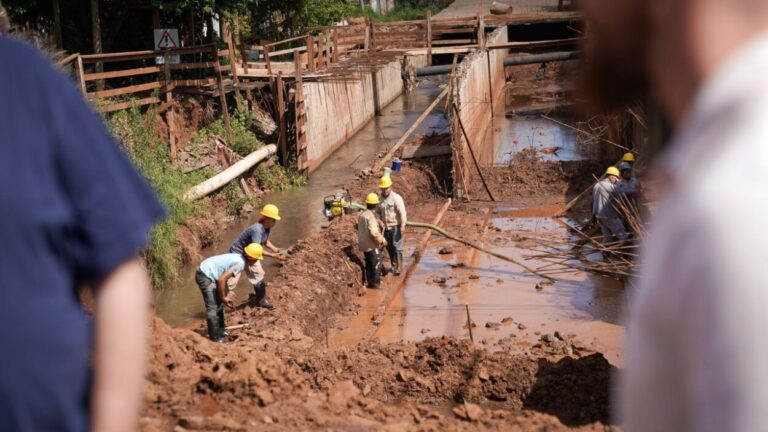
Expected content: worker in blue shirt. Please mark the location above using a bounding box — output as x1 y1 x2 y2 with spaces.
0 38 165 431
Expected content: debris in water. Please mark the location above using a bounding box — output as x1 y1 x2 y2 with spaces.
469 274 480 280
485 322 501 329
517 323 527 330
438 247 454 255
501 317 514 324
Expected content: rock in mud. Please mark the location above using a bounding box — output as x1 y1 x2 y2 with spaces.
452 403 484 422
438 247 454 255
485 322 501 329
468 274 480 280
517 323 527 330
496 278 504 284
501 317 514 324
329 380 360 408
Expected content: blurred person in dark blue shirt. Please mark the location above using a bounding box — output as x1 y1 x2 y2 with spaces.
0 37 165 431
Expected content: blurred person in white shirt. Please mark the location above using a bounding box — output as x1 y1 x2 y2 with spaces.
581 0 768 430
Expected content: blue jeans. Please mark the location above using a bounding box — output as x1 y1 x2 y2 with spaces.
196 270 225 341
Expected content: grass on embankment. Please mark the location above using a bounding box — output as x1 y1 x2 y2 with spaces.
361 0 452 22
107 106 304 287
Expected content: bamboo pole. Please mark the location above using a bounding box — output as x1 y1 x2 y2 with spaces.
371 86 449 173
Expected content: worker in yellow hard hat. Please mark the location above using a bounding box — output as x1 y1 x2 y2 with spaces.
592 166 627 249
229 204 284 309
378 176 407 276
621 152 636 163
195 243 261 341
358 193 387 291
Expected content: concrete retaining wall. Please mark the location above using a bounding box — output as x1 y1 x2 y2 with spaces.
302 59 403 173
451 27 508 198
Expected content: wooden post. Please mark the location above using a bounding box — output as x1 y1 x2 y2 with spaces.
75 54 87 94
476 11 485 49
90 0 103 90
262 45 273 77
211 45 234 145
317 34 325 69
293 49 308 173
163 51 177 161
276 72 287 164
369 20 376 50
486 49 494 118
364 24 371 52
225 20 243 107
151 7 160 28
306 35 316 73
235 16 249 76
426 10 432 66
52 0 63 49
332 28 339 62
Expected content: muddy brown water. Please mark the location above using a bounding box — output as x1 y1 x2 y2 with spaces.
154 85 450 327
329 113 627 367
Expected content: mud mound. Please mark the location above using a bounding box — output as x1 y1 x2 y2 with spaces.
470 148 604 200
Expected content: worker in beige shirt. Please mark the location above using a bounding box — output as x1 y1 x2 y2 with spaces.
378 176 407 275
358 193 387 289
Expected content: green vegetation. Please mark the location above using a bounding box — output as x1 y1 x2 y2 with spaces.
107 105 304 287
108 107 208 287
362 0 452 22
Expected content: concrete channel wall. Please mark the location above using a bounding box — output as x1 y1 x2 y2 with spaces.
451 27 508 198
301 60 404 173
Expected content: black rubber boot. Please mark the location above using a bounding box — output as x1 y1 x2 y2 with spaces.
253 281 273 309
364 250 382 288
393 251 403 276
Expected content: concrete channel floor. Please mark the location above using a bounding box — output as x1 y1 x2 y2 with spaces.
330 199 626 367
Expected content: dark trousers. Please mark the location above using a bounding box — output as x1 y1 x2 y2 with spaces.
363 249 382 288
196 270 225 341
383 226 403 270
253 280 267 303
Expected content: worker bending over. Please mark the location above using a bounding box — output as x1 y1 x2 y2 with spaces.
229 204 284 309
358 193 388 289
378 176 407 275
592 166 627 246
196 244 262 342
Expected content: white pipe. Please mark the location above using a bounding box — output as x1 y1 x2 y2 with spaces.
183 144 277 201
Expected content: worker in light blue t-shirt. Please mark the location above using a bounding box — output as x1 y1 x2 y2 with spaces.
196 243 263 341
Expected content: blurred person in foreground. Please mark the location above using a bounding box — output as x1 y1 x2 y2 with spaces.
582 0 768 430
0 37 165 431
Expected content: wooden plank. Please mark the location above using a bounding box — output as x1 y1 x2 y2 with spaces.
432 39 475 46
306 35 316 73
84 65 162 81
172 78 218 87
56 53 79 67
97 96 160 113
88 81 161 99
332 28 339 62
269 45 307 57
80 44 215 63
266 34 308 47
476 11 485 50
262 45 273 76
317 33 326 69
75 55 87 94
426 10 432 66
211 45 234 146
276 71 287 164
168 61 216 71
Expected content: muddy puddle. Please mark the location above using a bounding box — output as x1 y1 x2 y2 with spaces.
154 85 450 327
479 115 583 165
330 113 627 366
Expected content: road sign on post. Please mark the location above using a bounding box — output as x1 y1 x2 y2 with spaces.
154 28 180 64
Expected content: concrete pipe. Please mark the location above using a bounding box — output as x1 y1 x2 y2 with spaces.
414 51 582 76
183 144 277 201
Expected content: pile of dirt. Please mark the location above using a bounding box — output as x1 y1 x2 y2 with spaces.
470 147 605 201
143 318 617 431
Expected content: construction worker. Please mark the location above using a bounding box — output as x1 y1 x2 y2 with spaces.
229 203 284 309
616 161 638 197
378 176 407 275
358 193 387 289
592 166 627 246
621 152 635 165
196 244 262 342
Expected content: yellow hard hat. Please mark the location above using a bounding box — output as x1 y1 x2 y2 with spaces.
365 193 380 205
244 243 264 260
606 166 620 177
260 204 281 220
378 176 393 189
622 152 635 162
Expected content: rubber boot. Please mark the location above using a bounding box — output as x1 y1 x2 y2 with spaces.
253 281 274 309
393 251 403 276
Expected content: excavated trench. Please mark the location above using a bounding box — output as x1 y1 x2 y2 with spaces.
145 61 626 430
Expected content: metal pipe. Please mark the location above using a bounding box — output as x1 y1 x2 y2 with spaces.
414 51 581 76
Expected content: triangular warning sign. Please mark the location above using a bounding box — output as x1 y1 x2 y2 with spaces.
157 30 178 49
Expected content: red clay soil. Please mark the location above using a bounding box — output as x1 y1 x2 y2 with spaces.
143 161 620 431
